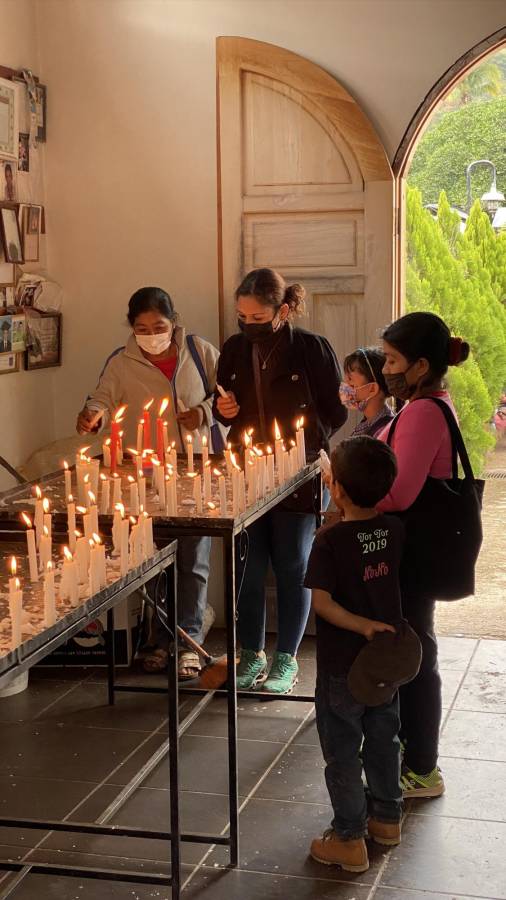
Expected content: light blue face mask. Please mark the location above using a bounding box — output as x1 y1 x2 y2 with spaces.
339 381 375 412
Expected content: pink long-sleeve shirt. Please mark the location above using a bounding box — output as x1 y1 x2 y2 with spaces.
376 391 456 512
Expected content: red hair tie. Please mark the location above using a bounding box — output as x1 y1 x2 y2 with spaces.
448 337 463 366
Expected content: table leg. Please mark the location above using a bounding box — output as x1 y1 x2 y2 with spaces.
224 533 239 867
106 607 115 706
167 563 181 900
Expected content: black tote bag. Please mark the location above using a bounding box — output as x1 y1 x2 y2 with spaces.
386 397 484 601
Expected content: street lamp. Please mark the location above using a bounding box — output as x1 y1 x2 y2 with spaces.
466 160 504 219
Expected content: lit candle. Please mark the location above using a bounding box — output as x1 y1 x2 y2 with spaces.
143 399 154 449
214 468 227 515
289 440 299 477
129 516 142 568
75 530 89 583
189 473 202 513
202 434 209 468
89 539 101 595
282 442 290 484
206 501 217 516
142 511 154 558
99 474 110 515
154 461 165 508
296 417 306 468
266 446 275 492
92 533 107 587
165 473 177 516
274 419 283 479
120 516 129 576
8 559 22 649
203 460 212 502
76 448 90 504
112 502 125 554
88 491 99 535
224 442 233 476
8 556 18 602
136 419 144 455
21 513 39 583
61 546 79 607
238 469 246 514
128 475 140 515
78 504 92 541
112 472 122 506
39 524 52 572
138 471 146 509
44 561 56 625
169 442 177 472
83 473 91 508
231 455 240 517
34 485 43 548
102 438 112 468
256 450 266 499
247 460 257 507
127 447 143 479
110 405 127 474
186 434 194 473
157 398 169 463
67 494 76 551
63 460 72 498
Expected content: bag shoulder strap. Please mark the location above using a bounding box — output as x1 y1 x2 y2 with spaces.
386 396 475 481
186 334 211 398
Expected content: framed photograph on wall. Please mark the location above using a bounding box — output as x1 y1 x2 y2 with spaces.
0 351 20 375
0 159 17 202
18 133 29 172
25 312 62 370
0 206 24 264
0 240 14 284
0 285 14 308
35 84 47 143
21 205 40 262
0 78 18 158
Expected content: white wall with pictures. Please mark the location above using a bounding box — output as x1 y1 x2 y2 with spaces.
0 0 55 492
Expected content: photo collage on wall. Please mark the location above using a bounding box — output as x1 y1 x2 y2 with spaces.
0 70 57 373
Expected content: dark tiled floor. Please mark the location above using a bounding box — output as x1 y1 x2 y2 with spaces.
0 634 505 900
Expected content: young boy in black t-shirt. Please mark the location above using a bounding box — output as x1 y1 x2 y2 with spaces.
305 436 404 873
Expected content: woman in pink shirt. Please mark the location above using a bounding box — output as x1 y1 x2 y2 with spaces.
376 312 470 800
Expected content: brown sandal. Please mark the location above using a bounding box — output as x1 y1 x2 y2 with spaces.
142 648 169 673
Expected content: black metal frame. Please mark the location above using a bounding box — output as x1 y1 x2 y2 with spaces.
0 461 321 898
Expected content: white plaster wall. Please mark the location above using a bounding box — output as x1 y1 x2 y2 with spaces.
0 0 55 492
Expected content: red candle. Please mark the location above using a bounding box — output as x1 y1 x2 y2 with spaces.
110 405 127 474
157 397 169 463
143 399 154 449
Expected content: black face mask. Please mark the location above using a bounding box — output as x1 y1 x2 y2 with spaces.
384 364 417 401
238 319 278 343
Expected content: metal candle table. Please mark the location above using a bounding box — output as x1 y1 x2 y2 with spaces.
0 458 321 896
0 532 179 897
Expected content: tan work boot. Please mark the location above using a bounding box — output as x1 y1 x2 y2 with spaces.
367 817 401 846
310 829 369 872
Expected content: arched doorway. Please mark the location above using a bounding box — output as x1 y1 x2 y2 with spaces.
216 37 395 369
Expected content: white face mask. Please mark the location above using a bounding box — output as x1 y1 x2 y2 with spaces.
135 331 172 355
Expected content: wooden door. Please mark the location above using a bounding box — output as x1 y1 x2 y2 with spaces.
217 37 395 369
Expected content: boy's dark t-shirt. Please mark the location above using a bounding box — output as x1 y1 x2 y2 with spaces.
304 514 404 676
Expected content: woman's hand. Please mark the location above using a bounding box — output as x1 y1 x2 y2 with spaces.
216 391 240 420
176 407 202 432
361 620 397 641
76 407 103 435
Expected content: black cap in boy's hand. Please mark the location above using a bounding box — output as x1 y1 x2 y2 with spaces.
347 622 422 707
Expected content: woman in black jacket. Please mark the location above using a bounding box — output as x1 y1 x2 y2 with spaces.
213 268 347 694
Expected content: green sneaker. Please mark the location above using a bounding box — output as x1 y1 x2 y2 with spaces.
263 651 298 694
236 649 268 689
401 765 445 798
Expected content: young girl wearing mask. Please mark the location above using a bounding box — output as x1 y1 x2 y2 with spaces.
340 348 393 438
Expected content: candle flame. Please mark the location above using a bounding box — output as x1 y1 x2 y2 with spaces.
10 556 16 576
274 420 281 441
68 493 74 503
290 439 296 448
100 473 107 482
202 435 208 447
186 434 193 445
204 460 211 469
187 472 198 479
207 501 216 510
75 529 82 538
243 430 251 448
114 404 127 423
43 525 49 537
15 577 20 589
158 397 169 417
21 512 32 529
152 458 161 467
130 516 137 525
142 448 153 457
88 491 96 504
42 498 50 513
63 547 72 561
84 473 90 484
89 539 95 548
213 468 222 477
112 472 120 480
76 506 87 514
253 446 263 457
139 504 144 514
127 447 138 457
266 445 273 454
144 399 154 412
127 475 135 484
92 533 101 544
79 446 91 455
115 502 125 517
46 560 53 572
35 485 42 499
227 442 232 450
63 460 69 470
105 438 111 447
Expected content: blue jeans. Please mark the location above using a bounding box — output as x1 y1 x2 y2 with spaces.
237 508 316 656
316 673 402 839
153 535 211 647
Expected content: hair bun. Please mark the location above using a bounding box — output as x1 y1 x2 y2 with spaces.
284 283 306 314
448 336 470 366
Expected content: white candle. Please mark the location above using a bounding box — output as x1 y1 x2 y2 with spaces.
112 473 122 506
34 486 44 548
103 438 112 468
191 473 202 513
128 476 140 515
75 533 89 583
170 444 177 472
143 513 154 557
120 518 129 576
88 492 99 534
214 468 227 515
63 460 72 498
282 445 290 483
99 474 110 515
274 420 283 479
186 434 194 473
42 497 51 542
138 472 146 509
296 418 306 468
89 540 101 595
247 461 257 507
62 547 79 607
21 513 39 583
257 453 266 499
224 442 233 476
112 502 125 554
238 470 246 514
266 447 275 492
129 518 142 568
78 505 92 542
289 441 299 477
92 534 107 587
8 556 18 602
44 561 56 625
9 575 22 649
136 419 144 455
156 465 165 509
165 474 177 516
202 435 209 468
39 525 52 572
203 460 212 502
66 495 77 551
